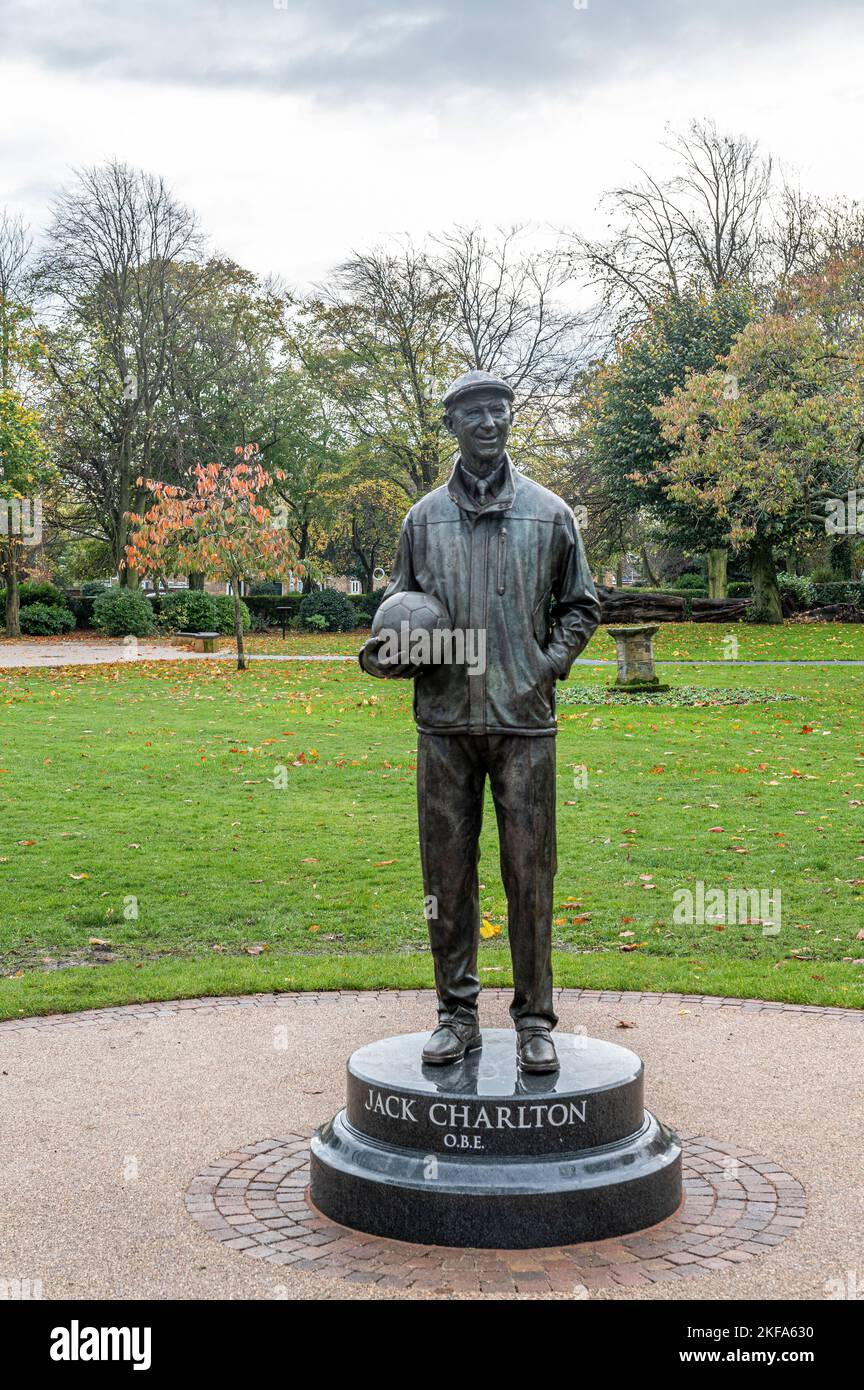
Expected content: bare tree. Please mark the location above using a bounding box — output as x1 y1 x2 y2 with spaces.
434 226 584 393
0 210 32 386
572 119 773 329
296 243 460 495
34 161 206 581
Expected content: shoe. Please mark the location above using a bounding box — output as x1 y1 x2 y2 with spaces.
517 1027 559 1074
422 1018 482 1065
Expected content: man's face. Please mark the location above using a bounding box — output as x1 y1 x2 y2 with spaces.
445 389 512 476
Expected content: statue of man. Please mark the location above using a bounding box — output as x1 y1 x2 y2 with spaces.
360 370 601 1072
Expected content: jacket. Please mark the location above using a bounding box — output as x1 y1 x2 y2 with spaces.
359 454 601 735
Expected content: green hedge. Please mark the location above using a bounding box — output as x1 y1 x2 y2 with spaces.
243 591 378 628
154 589 250 635
211 594 250 635
159 590 220 633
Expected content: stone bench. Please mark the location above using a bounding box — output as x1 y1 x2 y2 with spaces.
178 630 220 653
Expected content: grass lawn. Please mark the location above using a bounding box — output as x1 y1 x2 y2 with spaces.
3 620 862 663
232 620 864 662
0 647 862 1019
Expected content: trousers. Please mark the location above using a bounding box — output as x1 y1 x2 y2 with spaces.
416 731 558 1032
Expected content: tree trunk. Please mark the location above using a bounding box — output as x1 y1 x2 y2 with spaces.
233 583 246 671
640 545 659 587
4 540 20 638
707 548 728 599
748 540 783 624
188 572 205 590
830 538 853 579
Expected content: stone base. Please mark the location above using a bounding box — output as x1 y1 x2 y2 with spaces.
310 1029 682 1249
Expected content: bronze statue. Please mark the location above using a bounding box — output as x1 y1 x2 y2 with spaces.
360 370 600 1073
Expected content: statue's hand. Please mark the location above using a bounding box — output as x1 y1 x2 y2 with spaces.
359 636 422 680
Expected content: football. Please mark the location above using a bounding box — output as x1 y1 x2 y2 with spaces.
372 589 451 640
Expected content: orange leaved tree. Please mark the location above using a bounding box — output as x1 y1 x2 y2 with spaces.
126 446 300 669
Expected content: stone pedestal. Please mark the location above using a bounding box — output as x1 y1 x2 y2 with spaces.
310 1030 682 1249
606 624 669 692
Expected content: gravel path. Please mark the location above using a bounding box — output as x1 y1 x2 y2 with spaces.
0 988 859 1301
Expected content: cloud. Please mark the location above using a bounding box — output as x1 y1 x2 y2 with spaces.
1 0 857 100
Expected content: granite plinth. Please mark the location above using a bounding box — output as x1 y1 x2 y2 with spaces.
310 1030 682 1248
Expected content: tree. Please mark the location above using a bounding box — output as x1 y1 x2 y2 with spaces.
573 285 754 590
433 225 588 459
0 212 51 636
34 161 208 583
126 446 299 668
654 313 864 621
297 243 460 497
327 477 404 592
265 367 345 590
573 120 772 331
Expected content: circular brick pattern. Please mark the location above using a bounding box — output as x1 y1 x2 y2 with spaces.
186 1133 805 1293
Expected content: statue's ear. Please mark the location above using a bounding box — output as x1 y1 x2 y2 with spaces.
443 410 455 435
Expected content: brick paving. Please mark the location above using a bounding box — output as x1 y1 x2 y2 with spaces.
1 986 861 1034
185 1132 806 1294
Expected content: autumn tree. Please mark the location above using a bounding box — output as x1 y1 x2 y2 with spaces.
572 285 754 592
326 477 405 592
127 447 298 668
654 313 864 621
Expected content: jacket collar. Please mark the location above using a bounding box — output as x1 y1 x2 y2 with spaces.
447 452 516 516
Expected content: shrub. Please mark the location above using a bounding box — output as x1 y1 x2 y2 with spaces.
18 602 77 636
809 581 863 609
298 588 358 632
244 593 302 625
81 580 109 598
18 580 68 608
247 581 282 595
669 572 705 591
159 589 219 633
776 572 815 613
353 590 383 625
65 594 97 629
727 581 753 598
92 588 155 637
211 594 250 635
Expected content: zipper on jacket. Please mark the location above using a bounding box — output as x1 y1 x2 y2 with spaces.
496 526 507 595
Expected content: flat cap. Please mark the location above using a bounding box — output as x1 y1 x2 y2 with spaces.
442 369 514 409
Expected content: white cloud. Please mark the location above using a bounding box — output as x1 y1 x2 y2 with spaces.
0 7 862 285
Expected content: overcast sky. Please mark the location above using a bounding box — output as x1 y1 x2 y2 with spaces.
1 0 862 287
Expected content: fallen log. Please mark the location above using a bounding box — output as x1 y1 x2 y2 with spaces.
690 597 751 623
595 587 751 624
596 587 684 623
